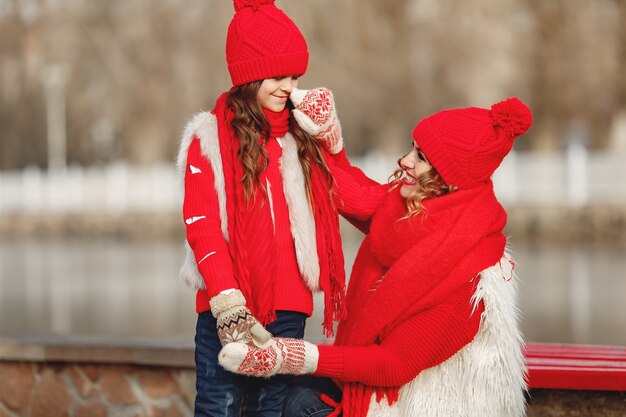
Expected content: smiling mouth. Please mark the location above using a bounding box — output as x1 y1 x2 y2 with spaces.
401 173 416 186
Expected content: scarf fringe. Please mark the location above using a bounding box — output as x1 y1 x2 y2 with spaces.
313 157 347 337
322 273 348 337
213 94 346 330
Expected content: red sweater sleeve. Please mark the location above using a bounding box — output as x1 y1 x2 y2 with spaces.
314 281 484 387
183 138 238 297
331 149 381 187
325 149 389 224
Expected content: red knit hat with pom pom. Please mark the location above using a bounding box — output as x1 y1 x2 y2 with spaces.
226 0 309 86
412 97 532 190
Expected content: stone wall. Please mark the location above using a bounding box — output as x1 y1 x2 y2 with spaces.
2 362 626 417
1 337 625 416
0 362 194 417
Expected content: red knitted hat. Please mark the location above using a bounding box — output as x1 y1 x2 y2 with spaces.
412 97 532 190
226 0 309 86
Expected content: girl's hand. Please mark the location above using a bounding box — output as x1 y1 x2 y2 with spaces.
218 337 319 377
291 87 344 154
209 290 272 347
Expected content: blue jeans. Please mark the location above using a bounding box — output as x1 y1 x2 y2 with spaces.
194 310 307 417
283 376 342 417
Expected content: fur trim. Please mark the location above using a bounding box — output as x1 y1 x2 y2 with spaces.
366 254 526 417
177 112 229 290
178 118 321 292
279 133 321 291
180 241 205 290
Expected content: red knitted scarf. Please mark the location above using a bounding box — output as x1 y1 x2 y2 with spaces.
335 185 507 417
211 93 346 333
262 107 290 138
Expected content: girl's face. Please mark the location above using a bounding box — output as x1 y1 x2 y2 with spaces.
399 142 433 198
257 76 299 112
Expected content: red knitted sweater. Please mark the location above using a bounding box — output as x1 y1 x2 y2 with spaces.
183 109 313 315
315 279 483 387
314 150 488 395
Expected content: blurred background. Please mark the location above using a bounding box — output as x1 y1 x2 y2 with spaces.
1 0 625 346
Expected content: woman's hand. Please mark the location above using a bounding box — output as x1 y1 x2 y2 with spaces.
291 87 344 154
218 337 319 377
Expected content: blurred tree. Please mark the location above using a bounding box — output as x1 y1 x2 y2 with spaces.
0 8 47 169
525 0 621 150
1 0 625 169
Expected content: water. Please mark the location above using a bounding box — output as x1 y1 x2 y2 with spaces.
0 236 625 346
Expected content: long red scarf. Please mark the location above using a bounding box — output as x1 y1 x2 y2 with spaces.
211 93 346 333
335 185 507 417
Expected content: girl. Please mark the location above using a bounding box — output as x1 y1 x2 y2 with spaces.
219 90 531 417
177 4 346 416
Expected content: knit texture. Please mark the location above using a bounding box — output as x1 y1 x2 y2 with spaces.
327 183 508 417
324 150 388 234
315 280 483 386
183 106 314 316
226 0 309 85
291 87 344 154
209 289 247 316
201 93 345 332
184 138 237 298
219 337 319 376
412 97 532 190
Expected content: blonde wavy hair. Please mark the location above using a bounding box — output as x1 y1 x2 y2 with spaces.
226 81 333 204
390 157 457 220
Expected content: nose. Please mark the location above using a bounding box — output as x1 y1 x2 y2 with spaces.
400 152 414 170
279 77 295 93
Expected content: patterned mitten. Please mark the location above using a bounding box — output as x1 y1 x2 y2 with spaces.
218 338 319 378
290 87 344 154
209 289 272 347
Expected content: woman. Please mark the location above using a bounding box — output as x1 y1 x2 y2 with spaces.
219 91 530 417
177 4 346 416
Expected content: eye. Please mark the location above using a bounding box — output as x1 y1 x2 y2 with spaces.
273 76 287 81
292 75 299 81
417 151 427 162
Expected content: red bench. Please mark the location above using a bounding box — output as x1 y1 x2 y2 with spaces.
525 343 626 391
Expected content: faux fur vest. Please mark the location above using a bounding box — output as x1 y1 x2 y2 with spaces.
365 254 526 417
176 111 321 292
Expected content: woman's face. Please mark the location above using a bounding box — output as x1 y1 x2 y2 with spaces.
257 76 299 112
399 142 433 198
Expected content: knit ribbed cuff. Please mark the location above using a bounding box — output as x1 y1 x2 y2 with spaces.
209 289 246 317
302 341 320 374
313 345 345 379
228 52 309 86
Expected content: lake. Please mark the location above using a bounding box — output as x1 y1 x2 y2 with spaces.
1 235 624 346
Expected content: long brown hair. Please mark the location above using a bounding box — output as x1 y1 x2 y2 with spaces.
390 158 457 220
226 81 333 204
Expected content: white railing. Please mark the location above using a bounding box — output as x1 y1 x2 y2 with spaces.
1 149 626 214
0 163 182 214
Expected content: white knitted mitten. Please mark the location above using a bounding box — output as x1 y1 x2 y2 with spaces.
209 290 272 347
218 338 319 378
290 87 344 154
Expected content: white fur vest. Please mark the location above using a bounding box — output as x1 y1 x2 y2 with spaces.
176 112 321 292
366 254 526 417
